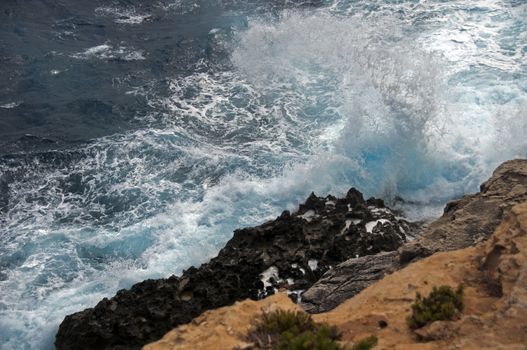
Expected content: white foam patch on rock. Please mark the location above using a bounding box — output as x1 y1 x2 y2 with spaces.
286 289 304 302
371 207 392 215
298 210 316 222
340 219 354 234
365 219 391 233
291 264 306 275
259 266 281 288
308 259 318 271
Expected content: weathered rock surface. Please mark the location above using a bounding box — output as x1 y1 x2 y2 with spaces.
144 201 527 350
405 158 527 254
299 251 398 313
56 188 415 350
302 159 527 313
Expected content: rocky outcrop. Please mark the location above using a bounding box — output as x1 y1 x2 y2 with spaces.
318 201 527 350
55 188 415 350
299 251 398 313
144 201 527 350
302 159 527 312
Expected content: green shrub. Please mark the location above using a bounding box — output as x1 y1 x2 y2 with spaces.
256 310 316 336
407 285 464 329
278 325 342 350
351 335 378 350
247 309 343 350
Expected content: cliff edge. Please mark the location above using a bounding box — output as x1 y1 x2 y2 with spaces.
144 200 527 349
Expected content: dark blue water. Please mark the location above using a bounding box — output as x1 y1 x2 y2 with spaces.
1 0 314 146
1 0 526 348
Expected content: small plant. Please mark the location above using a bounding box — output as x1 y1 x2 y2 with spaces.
247 309 343 350
256 310 316 336
278 325 342 350
351 335 378 350
407 285 464 329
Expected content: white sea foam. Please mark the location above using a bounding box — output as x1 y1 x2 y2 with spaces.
365 219 391 234
231 7 527 206
298 210 316 222
71 43 146 61
308 259 318 271
95 6 152 24
157 0 200 14
0 101 22 108
259 266 281 288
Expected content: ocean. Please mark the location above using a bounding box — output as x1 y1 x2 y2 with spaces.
0 0 526 348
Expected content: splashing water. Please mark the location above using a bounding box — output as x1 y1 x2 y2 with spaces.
0 0 526 348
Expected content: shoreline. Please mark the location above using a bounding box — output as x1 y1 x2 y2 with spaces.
56 159 527 350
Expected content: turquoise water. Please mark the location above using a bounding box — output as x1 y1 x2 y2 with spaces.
0 0 526 348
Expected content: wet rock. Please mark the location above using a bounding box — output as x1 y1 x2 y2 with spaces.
56 188 414 350
301 251 398 313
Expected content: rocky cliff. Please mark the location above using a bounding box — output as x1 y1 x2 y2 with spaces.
56 159 527 350
144 196 527 350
